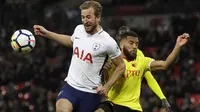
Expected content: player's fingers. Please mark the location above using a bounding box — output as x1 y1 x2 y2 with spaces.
34 31 40 35
34 29 39 32
33 25 39 29
103 66 109 70
35 31 43 36
182 36 189 39
178 35 188 40
97 90 104 95
178 35 184 38
183 33 190 37
97 88 106 95
33 25 41 29
107 64 112 69
108 63 112 66
33 25 44 33
100 90 106 96
103 64 112 70
107 63 112 68
96 86 103 93
96 90 101 94
182 33 190 39
34 31 38 35
33 27 40 34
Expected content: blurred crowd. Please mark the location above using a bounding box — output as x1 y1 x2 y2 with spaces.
0 0 200 112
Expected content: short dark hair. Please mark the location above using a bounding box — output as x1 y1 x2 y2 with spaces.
79 0 102 17
118 26 138 42
119 31 138 41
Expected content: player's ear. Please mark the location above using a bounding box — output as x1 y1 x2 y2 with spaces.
96 15 101 22
120 42 124 50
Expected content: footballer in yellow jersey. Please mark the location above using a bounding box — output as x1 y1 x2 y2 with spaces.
95 26 189 112
102 49 167 112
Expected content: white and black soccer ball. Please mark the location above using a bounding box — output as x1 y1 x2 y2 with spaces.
11 29 36 53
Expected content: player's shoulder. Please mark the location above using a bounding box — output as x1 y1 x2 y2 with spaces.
100 31 117 46
137 49 144 57
142 56 155 64
74 24 84 32
136 52 154 63
99 29 110 37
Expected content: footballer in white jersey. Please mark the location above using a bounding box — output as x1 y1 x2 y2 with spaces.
65 25 121 93
33 1 126 112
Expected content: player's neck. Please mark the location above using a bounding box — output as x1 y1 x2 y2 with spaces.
96 25 101 33
89 25 102 35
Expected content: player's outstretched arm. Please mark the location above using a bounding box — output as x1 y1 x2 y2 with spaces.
145 72 171 111
33 25 73 47
150 33 190 71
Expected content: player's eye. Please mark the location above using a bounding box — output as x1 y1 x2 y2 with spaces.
86 15 91 19
129 41 133 45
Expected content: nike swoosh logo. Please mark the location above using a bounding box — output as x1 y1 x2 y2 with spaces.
75 37 80 39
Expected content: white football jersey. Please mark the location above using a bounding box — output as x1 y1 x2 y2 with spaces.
65 25 121 93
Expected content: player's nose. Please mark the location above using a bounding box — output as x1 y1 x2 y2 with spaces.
82 18 88 24
132 43 137 49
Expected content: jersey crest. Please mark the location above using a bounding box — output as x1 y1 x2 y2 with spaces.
93 43 100 51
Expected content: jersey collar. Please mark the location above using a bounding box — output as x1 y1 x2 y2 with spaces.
87 26 103 36
123 56 133 62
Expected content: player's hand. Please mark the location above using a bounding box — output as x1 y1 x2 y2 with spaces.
96 84 111 97
33 25 49 37
103 62 112 71
176 33 190 47
161 99 171 112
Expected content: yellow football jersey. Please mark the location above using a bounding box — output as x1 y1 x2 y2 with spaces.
106 49 154 111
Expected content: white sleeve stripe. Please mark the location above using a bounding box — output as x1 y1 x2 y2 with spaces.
148 59 155 70
110 51 121 59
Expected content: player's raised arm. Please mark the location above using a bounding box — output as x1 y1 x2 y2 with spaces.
33 25 73 47
150 33 190 71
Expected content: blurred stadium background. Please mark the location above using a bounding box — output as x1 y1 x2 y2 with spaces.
0 0 200 112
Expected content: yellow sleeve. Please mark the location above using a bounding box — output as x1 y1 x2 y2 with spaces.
143 57 155 71
144 71 166 99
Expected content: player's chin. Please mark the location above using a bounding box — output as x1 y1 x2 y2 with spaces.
130 51 136 55
85 27 92 33
130 53 136 58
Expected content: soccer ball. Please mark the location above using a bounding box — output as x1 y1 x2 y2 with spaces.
11 29 36 53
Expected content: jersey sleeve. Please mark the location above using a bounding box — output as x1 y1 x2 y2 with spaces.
71 25 79 42
106 39 121 59
144 71 166 99
143 57 155 71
